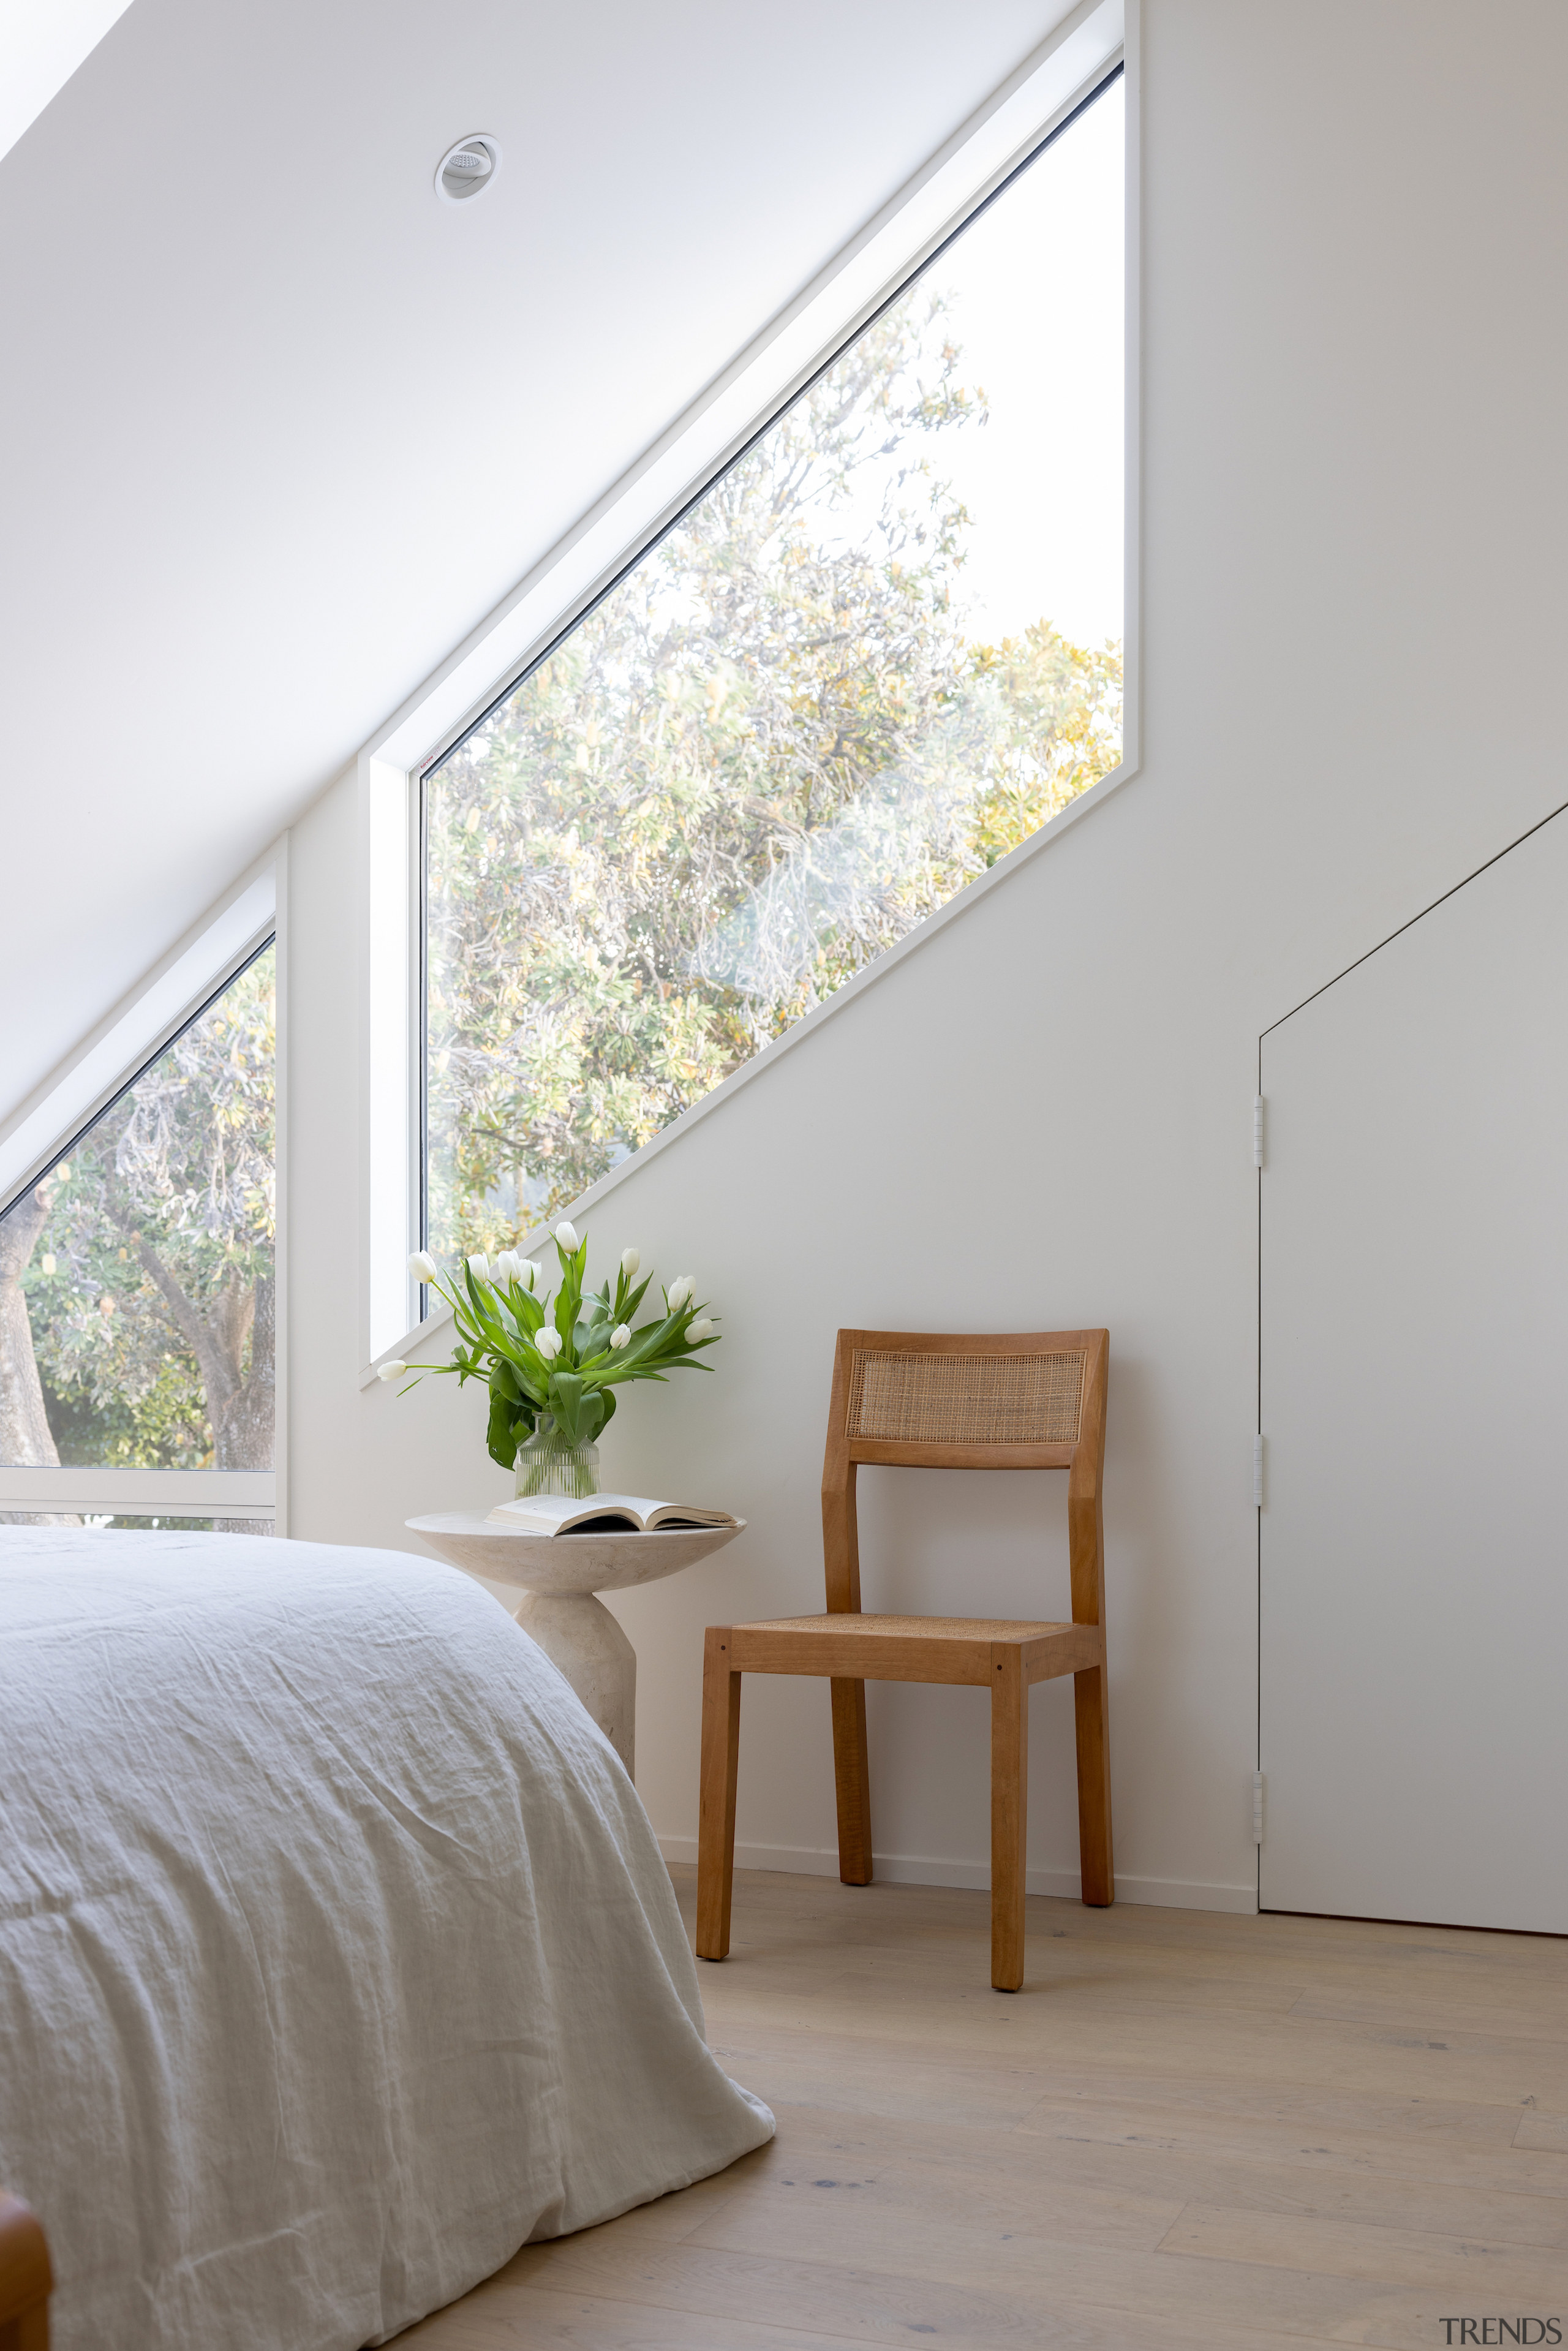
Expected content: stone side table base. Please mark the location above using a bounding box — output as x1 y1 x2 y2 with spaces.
512 1588 638 1776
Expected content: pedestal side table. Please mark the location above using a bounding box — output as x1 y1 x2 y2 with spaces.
406 1513 744 1778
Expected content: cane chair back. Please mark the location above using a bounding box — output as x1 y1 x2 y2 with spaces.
823 1327 1109 1625
843 1344 1088 1454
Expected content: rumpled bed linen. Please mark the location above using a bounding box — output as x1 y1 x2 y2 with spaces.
0 1527 771 2349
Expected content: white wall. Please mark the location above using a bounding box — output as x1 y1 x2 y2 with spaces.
285 0 1568 1912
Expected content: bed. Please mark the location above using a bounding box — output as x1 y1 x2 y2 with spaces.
0 1526 772 2350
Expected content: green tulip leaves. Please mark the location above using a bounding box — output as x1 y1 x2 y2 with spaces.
400 1228 718 1472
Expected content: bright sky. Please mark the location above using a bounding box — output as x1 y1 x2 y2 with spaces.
919 77 1125 651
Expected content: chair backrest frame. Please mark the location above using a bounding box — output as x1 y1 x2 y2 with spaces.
820 1327 1109 1629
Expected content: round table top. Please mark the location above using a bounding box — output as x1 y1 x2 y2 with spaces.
406 1510 745 1596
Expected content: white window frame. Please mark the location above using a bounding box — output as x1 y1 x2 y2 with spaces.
0 843 288 1528
359 0 1139 1381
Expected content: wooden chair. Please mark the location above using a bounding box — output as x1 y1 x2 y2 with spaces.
0 2193 51 2351
697 1327 1112 1992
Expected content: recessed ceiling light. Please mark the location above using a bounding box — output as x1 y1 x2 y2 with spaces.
435 134 501 204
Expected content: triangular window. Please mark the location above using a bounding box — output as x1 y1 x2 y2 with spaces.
0 944 275 1529
421 72 1124 1256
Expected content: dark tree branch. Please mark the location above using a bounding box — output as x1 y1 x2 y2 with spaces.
107 1200 272 1474
0 1183 67 1487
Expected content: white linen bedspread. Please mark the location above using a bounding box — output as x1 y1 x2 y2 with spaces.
0 1527 772 2349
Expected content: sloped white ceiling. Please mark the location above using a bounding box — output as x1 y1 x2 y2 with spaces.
0 0 1071 1126
0 0 137 163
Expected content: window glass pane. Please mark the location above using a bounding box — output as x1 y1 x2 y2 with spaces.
0 1515 273 1534
0 947 275 1485
426 81 1123 1253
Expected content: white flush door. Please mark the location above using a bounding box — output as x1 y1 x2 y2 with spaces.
1260 813 1568 1931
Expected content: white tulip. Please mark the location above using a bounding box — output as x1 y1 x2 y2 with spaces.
555 1220 580 1253
666 1275 695 1312
620 1247 640 1278
535 1326 563 1360
408 1250 439 1283
465 1251 490 1281
518 1258 538 1292
687 1318 714 1342
494 1250 521 1283
377 1360 407 1383
610 1324 631 1349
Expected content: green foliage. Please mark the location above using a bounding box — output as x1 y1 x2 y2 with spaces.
426 287 1121 1256
18 953 275 1466
38 1356 212 1471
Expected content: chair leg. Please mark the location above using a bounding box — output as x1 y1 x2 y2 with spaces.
1073 1655 1115 1907
990 1647 1028 1991
830 1677 873 1884
696 1628 741 1960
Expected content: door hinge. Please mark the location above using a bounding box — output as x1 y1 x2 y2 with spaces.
1253 1093 1265 1168
1253 1432 1265 1508
1253 1771 1265 1845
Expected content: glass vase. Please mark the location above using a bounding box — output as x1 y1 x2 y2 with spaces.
514 1424 601 1502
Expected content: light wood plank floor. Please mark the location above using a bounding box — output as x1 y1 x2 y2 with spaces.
402 1866 1568 2350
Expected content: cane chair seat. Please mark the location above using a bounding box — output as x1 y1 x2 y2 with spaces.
724 1615 1100 1684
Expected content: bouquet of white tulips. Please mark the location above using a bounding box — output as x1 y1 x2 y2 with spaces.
381 1221 719 1470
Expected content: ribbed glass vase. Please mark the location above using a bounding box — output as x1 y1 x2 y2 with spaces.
514 1424 601 1502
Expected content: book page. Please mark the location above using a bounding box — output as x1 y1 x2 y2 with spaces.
486 1493 646 1532
485 1492 736 1533
644 1503 739 1530
570 1494 665 1523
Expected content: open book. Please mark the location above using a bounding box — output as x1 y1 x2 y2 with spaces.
485 1492 739 1536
